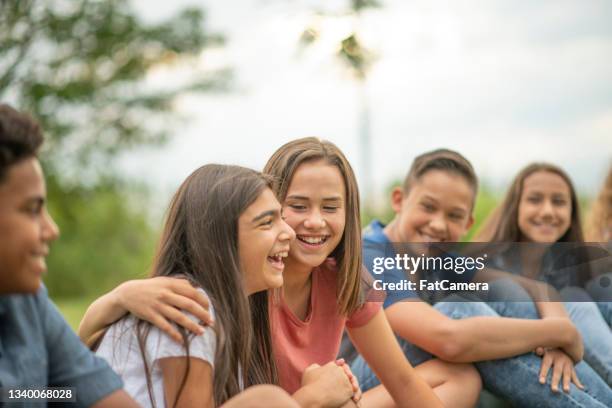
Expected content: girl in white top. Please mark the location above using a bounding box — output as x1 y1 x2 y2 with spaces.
93 164 298 407
96 288 216 406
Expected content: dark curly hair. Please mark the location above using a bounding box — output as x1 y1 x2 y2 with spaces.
0 104 44 183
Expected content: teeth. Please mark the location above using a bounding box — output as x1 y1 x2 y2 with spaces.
298 236 326 244
270 251 288 259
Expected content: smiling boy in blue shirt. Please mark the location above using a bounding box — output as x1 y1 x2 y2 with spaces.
0 104 139 407
351 149 612 407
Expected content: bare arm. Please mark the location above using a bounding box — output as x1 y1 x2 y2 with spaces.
386 301 580 363
91 390 141 408
78 277 212 346
222 385 299 408
347 309 443 408
159 357 214 408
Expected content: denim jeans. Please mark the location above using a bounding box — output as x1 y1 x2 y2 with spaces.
586 272 612 326
559 286 612 387
351 279 612 407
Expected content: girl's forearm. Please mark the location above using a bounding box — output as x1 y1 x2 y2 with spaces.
449 316 576 362
78 286 126 344
349 311 444 408
534 301 569 319
386 372 444 408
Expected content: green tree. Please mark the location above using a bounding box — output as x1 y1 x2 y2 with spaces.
1 0 228 298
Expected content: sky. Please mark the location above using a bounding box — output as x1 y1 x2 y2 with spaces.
122 0 612 210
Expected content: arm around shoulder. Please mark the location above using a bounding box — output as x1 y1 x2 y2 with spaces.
79 277 213 346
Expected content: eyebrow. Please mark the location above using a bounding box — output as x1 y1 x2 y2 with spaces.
451 207 468 214
422 195 467 213
251 209 279 223
24 196 45 207
286 195 343 202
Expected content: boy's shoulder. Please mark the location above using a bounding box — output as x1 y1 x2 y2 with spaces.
0 287 56 388
0 286 47 326
363 220 390 245
0 286 123 404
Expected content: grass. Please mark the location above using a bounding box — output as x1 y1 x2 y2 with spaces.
55 297 95 331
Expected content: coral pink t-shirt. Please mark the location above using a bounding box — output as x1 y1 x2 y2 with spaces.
270 261 381 394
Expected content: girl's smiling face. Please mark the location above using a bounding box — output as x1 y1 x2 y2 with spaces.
282 160 346 269
518 170 572 243
237 187 295 295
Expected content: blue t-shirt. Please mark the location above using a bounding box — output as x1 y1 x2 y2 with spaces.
0 286 123 407
363 220 478 308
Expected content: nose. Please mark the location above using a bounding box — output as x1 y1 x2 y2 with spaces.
540 199 555 218
280 219 296 242
304 209 325 230
41 208 60 242
429 214 447 235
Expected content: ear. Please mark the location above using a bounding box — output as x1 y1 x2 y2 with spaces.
390 187 404 213
465 214 475 231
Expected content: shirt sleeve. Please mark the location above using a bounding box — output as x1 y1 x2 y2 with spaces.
148 311 216 367
363 241 419 309
39 288 123 407
345 300 381 328
382 268 420 308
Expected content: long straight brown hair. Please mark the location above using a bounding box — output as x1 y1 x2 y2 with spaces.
263 137 364 316
99 164 278 407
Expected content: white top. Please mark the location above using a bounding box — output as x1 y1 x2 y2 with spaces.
96 287 216 408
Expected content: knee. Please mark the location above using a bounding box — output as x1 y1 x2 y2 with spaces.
446 362 482 391
586 273 612 301
438 361 482 406
434 299 496 319
488 277 531 301
245 385 298 408
560 286 593 302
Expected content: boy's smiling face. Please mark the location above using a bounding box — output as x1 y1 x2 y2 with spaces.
0 157 59 294
387 169 475 244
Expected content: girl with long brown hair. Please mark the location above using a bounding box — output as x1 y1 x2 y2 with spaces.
93 164 300 407
260 138 447 407
477 162 612 388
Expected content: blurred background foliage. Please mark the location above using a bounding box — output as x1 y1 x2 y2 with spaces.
1 0 228 306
